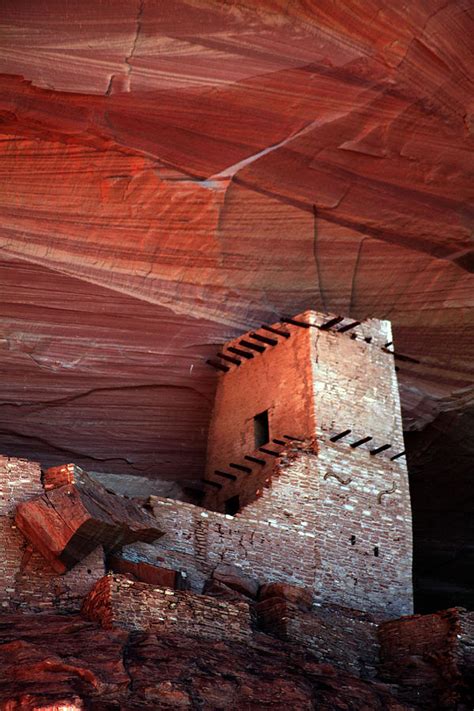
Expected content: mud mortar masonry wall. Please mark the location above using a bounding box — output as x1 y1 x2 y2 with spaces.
83 573 253 643
204 311 404 512
309 314 404 448
2 307 474 701
125 442 412 617
0 455 104 612
378 607 474 707
205 319 315 483
177 310 413 616
257 598 380 679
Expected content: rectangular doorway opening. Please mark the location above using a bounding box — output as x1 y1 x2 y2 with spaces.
254 410 270 448
225 495 240 516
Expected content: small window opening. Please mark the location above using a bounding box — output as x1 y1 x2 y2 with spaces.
374 546 379 557
254 410 270 448
350 535 356 546
225 495 240 516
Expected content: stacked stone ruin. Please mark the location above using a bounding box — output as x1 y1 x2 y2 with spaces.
1 310 473 704
142 309 413 618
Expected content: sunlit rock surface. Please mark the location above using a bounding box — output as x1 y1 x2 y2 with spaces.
0 0 473 609
15 464 163 573
0 613 408 709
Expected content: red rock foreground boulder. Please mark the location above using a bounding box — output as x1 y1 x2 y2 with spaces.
14 464 163 574
0 612 407 710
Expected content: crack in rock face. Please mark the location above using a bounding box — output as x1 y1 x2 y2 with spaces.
0 0 473 612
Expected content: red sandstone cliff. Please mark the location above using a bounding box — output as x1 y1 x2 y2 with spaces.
0 0 472 475
0 0 473 610
0 612 410 709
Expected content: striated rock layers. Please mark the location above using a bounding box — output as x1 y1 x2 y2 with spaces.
0 0 472 474
0 612 413 710
1 603 474 709
0 1 473 609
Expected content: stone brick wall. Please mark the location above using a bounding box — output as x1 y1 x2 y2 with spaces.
83 574 253 643
198 311 412 616
312 443 412 617
310 314 404 450
378 608 474 708
0 455 43 514
140 440 412 617
0 309 412 621
205 317 315 500
125 493 319 594
0 455 105 612
204 311 405 513
201 438 316 517
257 598 380 679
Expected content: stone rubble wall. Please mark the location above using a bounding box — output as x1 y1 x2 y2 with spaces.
205 320 315 491
378 608 474 708
0 455 105 612
257 597 380 679
309 315 404 450
129 444 412 617
204 311 404 514
83 574 253 643
125 493 319 594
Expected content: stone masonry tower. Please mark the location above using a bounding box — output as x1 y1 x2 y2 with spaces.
203 310 413 617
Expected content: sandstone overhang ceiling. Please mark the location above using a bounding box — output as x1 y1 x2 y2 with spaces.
0 0 473 609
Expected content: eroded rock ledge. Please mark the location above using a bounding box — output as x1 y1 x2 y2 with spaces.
1 453 473 708
0 612 409 710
